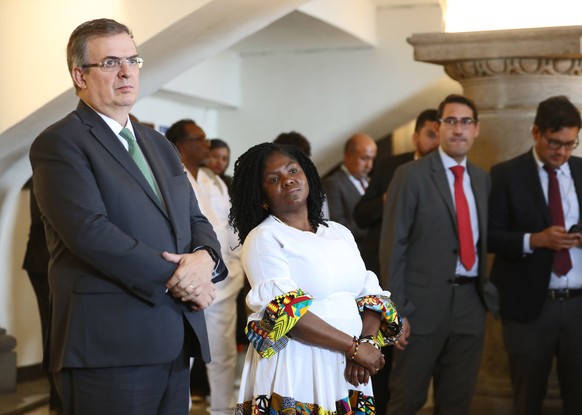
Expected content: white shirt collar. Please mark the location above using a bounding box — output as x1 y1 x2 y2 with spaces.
84 101 134 136
532 147 571 176
438 146 467 170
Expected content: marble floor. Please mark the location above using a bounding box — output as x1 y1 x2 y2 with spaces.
1 363 565 415
1 378 214 415
2 375 565 415
22 401 209 415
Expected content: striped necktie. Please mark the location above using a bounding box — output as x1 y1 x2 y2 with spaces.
119 128 160 201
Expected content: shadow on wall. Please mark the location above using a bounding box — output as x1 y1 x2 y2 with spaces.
319 76 461 177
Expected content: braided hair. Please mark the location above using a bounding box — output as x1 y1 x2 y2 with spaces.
229 142 327 244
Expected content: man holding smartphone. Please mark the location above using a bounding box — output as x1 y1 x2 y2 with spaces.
488 95 582 415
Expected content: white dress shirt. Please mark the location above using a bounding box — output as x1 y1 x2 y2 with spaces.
524 149 582 289
439 147 479 277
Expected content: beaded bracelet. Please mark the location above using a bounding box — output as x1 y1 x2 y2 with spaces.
359 337 380 350
346 336 360 360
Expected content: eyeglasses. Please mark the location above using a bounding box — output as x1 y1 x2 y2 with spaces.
81 56 144 72
439 117 478 129
542 134 579 150
186 135 207 142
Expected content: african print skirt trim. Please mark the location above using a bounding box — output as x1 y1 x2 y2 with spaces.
235 389 375 415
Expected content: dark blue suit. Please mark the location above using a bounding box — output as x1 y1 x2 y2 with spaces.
489 149 582 414
489 150 582 321
354 152 414 275
30 100 226 414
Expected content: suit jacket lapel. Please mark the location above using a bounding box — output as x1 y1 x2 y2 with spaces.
75 101 167 217
429 152 457 229
521 151 551 226
467 162 487 233
568 157 582 221
431 152 488 240
466 162 489 283
341 171 363 198
131 127 169 216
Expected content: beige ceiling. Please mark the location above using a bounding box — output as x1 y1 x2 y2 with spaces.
231 11 372 55
371 0 438 5
230 0 440 55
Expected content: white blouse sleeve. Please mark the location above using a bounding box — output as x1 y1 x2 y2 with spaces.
241 224 314 358
242 225 303 314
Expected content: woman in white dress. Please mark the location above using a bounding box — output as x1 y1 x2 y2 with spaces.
229 142 402 414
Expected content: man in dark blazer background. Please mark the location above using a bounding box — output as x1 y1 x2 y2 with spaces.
323 133 377 250
29 18 226 415
489 95 582 415
22 179 62 414
380 94 498 415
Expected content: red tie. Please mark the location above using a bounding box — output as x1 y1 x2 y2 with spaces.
450 166 475 271
544 165 572 276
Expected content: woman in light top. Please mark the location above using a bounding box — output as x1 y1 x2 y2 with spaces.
206 138 232 190
229 142 401 414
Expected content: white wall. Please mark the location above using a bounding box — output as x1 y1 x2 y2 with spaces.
162 51 241 109
299 0 378 45
132 96 220 137
0 0 213 135
218 4 452 174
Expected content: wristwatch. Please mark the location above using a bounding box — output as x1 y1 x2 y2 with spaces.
196 246 220 270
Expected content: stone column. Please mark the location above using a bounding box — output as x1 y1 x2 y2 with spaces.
408 26 582 170
407 25 582 391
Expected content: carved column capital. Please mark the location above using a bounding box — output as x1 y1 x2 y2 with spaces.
444 58 582 81
407 26 582 166
408 26 582 111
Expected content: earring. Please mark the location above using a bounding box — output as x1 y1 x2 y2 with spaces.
262 202 269 211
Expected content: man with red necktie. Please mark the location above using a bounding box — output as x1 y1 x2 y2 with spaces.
489 95 582 415
379 94 498 415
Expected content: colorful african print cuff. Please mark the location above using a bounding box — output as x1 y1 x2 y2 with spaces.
245 288 313 358
356 295 403 347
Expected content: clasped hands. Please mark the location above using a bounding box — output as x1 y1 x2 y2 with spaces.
163 250 216 310
345 340 385 387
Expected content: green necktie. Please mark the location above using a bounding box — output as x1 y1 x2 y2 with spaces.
119 128 160 201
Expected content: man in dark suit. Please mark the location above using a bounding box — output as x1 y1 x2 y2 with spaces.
380 94 498 415
352 108 437 415
354 109 438 276
323 133 377 249
22 179 62 414
29 18 226 415
489 95 582 415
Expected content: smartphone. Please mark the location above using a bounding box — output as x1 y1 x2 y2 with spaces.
568 224 582 233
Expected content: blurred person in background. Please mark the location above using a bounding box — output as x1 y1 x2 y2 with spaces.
206 138 233 190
